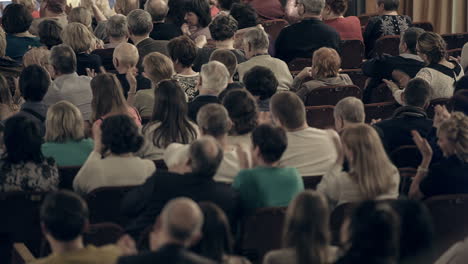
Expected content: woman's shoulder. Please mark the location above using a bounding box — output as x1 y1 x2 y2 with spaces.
223 255 252 264
263 248 296 264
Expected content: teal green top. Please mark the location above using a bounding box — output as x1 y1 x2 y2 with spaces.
41 139 94 167
232 166 304 211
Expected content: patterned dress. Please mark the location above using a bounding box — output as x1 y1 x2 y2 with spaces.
174 73 200 102
0 158 59 192
364 15 412 57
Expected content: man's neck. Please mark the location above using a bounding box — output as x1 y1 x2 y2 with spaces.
198 89 218 96
381 11 398 16
49 236 84 255
131 35 150 46
215 39 235 49
252 49 269 57
109 37 127 45
302 14 321 20
151 233 187 251
254 158 279 168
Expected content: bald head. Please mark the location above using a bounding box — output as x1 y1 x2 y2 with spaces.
113 43 139 68
145 0 169 22
160 197 203 243
189 136 223 178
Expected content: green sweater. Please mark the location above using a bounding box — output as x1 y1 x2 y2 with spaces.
41 139 94 167
233 166 304 211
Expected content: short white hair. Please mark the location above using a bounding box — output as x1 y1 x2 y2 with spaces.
298 0 325 15
243 27 269 51
334 97 365 123
200 61 229 95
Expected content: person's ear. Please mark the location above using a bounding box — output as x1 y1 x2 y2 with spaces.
113 57 119 68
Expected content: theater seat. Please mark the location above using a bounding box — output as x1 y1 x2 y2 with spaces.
447 48 462 58
340 69 367 90
412 21 434 32
390 145 422 169
302 175 323 190
305 105 335 129
304 85 362 107
287 57 310 72
426 98 450 119
330 203 357 246
261 19 289 43
442 33 468 50
86 186 136 226
58 166 81 190
340 40 365 69
398 167 417 196
365 83 395 104
373 35 401 57
11 243 36 264
364 101 399 123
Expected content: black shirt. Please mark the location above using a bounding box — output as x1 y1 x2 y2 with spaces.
420 156 468 198
192 47 246 72
116 73 152 98
150 22 183 41
187 95 220 122
76 53 103 76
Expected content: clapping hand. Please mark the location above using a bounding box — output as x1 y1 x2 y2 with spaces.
411 130 433 169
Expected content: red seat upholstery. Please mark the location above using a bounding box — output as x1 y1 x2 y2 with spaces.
340 69 367 90
302 175 323 189
287 57 310 72
412 21 434 32
389 145 422 169
86 186 136 226
364 101 399 123
304 85 362 107
426 98 450 119
330 203 357 246
305 105 335 129
240 207 286 262
366 83 395 104
340 40 365 69
58 166 81 190
261 19 289 43
373 35 401 57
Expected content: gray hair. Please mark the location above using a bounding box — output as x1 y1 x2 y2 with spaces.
106 14 128 39
49 44 77 74
197 104 231 138
243 27 269 51
298 0 325 15
334 97 365 123
189 136 224 178
144 0 169 22
161 197 204 242
127 9 153 36
200 61 229 95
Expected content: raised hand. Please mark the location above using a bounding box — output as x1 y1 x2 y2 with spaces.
411 130 433 168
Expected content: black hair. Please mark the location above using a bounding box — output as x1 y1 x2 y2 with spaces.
184 0 212 28
19 65 50 102
449 90 468 115
404 78 432 108
209 15 238 41
1 4 33 34
101 115 144 155
454 75 468 93
402 27 425 54
377 0 400 11
167 35 198 68
3 115 44 164
222 89 258 135
40 190 89 241
229 3 258 29
218 0 239 11
38 19 63 49
252 124 287 163
243 66 278 100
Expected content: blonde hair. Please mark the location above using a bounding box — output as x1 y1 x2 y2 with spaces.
0 27 6 57
417 32 447 65
142 52 174 83
23 47 51 68
61 22 95 53
341 124 399 199
45 101 85 142
438 112 468 162
68 7 93 30
311 47 341 80
113 42 139 68
80 0 115 18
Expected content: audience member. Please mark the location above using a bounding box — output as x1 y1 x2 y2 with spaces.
292 47 353 102
103 15 129 49
229 3 261 49
322 0 363 41
449 90 468 115
364 0 411 58
123 137 240 240
318 124 399 207
23 47 51 69
375 78 433 153
34 190 122 264
275 0 340 63
270 92 337 176
2 4 41 61
29 0 68 36
145 0 183 40
138 80 198 160
42 101 93 167
114 0 139 16
73 114 155 194
336 201 400 264
14 0 39 18
333 97 365 133
409 112 468 199
188 61 228 121
166 0 191 27
127 9 169 71
209 49 244 95
118 198 215 264
37 19 63 49
264 191 337 264
68 7 93 31
461 42 468 72
0 115 58 192
168 36 200 101
192 15 246 72
191 202 251 264
47 44 93 120
245 0 285 20
362 27 425 102
0 75 18 121
238 27 292 91
182 0 213 41
0 27 22 90
233 124 303 211
133 52 174 118
242 66 278 112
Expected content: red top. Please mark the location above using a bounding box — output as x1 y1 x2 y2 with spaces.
247 0 285 20
324 16 363 42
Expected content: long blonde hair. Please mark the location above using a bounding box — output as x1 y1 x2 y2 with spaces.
45 101 85 143
438 112 468 162
283 191 330 264
341 124 398 199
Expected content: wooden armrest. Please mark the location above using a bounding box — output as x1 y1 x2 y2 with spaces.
12 243 36 264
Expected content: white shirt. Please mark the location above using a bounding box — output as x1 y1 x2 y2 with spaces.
73 151 156 194
279 127 337 177
213 147 241 183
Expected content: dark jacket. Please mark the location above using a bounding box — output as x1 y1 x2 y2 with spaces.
374 106 433 154
116 73 152 98
187 95 220 122
275 18 341 63
123 170 240 240
150 22 183 41
118 244 216 264
76 53 103 76
136 38 169 72
420 156 468 198
192 48 246 72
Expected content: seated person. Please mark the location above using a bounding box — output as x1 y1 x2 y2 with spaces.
271 92 337 176
168 36 200 101
238 27 292 91
275 0 340 63
73 115 155 194
192 14 246 72
181 0 213 41
333 97 365 133
364 0 412 58
122 137 240 240
0 115 59 192
292 47 353 102
317 124 400 208
409 113 468 199
29 0 68 36
243 66 278 112
322 0 363 41
32 190 122 264
209 49 244 95
67 7 92 31
145 0 183 40
42 101 94 167
374 78 433 153
37 19 63 49
362 27 426 102
113 43 151 98
233 124 304 211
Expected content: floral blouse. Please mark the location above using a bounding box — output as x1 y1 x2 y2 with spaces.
0 158 59 192
174 73 200 102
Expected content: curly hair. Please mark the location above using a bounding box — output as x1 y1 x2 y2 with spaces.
167 35 198 68
222 89 258 135
326 0 348 15
101 115 144 155
209 15 238 41
417 32 447 65
243 66 278 100
438 112 468 163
